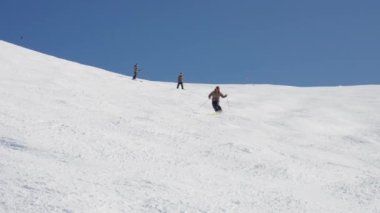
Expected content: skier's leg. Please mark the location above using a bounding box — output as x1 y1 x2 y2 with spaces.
181 83 184 89
213 101 222 112
177 83 179 89
212 101 219 112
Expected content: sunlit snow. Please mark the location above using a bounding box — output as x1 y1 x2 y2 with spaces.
0 41 379 212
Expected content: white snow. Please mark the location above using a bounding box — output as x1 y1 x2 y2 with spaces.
0 40 379 213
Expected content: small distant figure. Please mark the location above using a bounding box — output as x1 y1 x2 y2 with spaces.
177 72 184 89
208 86 227 112
132 63 140 80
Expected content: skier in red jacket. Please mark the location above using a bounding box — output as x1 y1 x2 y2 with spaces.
208 86 227 112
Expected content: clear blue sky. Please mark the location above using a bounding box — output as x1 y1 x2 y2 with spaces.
1 0 379 86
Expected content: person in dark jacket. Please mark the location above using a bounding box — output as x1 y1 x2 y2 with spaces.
208 86 227 112
177 73 184 89
132 63 140 80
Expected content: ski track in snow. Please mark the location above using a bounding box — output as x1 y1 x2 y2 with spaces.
1 40 380 212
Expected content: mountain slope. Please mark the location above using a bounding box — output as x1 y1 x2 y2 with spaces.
0 40 380 212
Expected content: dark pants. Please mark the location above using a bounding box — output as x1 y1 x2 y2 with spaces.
132 72 137 80
212 100 222 112
177 82 184 89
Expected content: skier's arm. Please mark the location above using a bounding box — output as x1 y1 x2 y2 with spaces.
208 92 213 99
221 93 228 98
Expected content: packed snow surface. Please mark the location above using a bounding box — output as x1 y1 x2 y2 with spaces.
0 40 380 213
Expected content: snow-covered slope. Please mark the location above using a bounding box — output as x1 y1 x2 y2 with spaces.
0 40 379 213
